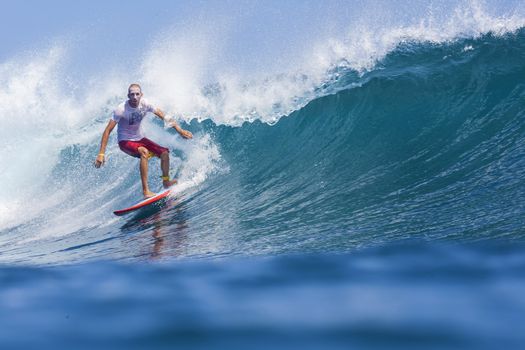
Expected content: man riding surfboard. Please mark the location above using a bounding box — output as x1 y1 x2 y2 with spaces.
94 83 192 198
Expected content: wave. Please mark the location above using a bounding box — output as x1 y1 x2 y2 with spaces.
138 1 525 126
1 2 525 263
203 30 525 250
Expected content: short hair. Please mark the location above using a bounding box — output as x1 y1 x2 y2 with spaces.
128 83 142 93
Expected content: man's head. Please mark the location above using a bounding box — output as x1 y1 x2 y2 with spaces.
127 83 143 107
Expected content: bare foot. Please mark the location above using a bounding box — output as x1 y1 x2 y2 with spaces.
143 191 156 199
163 178 177 188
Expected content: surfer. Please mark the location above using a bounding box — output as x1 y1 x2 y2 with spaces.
94 83 193 198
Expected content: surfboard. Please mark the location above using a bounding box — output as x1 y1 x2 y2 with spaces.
113 189 172 216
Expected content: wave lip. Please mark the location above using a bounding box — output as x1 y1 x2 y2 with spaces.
140 1 525 127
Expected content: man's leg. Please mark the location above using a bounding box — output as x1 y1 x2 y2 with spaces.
160 151 177 188
138 147 155 198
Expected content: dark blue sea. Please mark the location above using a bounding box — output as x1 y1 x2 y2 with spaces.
2 16 525 350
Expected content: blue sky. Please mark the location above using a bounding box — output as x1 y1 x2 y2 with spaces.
2 0 524 91
0 0 446 74
1 1 338 68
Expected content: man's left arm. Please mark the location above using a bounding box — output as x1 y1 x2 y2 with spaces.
153 108 193 139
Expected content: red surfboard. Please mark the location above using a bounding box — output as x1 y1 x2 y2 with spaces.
113 189 171 216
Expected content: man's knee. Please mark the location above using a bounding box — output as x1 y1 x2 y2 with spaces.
137 147 149 158
160 151 169 160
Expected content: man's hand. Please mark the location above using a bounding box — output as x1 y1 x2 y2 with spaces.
166 116 193 139
178 129 193 139
94 154 105 168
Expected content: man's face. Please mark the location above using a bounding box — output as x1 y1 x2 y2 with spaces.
128 87 142 107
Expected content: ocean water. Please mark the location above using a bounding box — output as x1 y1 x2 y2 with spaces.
2 243 524 349
2 1 525 349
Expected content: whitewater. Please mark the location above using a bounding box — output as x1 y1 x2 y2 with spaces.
1 1 525 349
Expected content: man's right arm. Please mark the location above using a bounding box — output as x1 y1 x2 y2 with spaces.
94 119 117 168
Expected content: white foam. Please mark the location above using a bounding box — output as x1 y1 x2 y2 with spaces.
143 120 224 193
310 0 525 72
0 45 129 232
138 0 525 127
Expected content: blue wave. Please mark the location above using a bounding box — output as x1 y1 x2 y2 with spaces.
3 31 525 263
198 30 525 250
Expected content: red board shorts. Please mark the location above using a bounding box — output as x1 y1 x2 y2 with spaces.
118 138 169 159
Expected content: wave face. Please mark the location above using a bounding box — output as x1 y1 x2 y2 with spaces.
2 30 525 264
204 30 525 250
